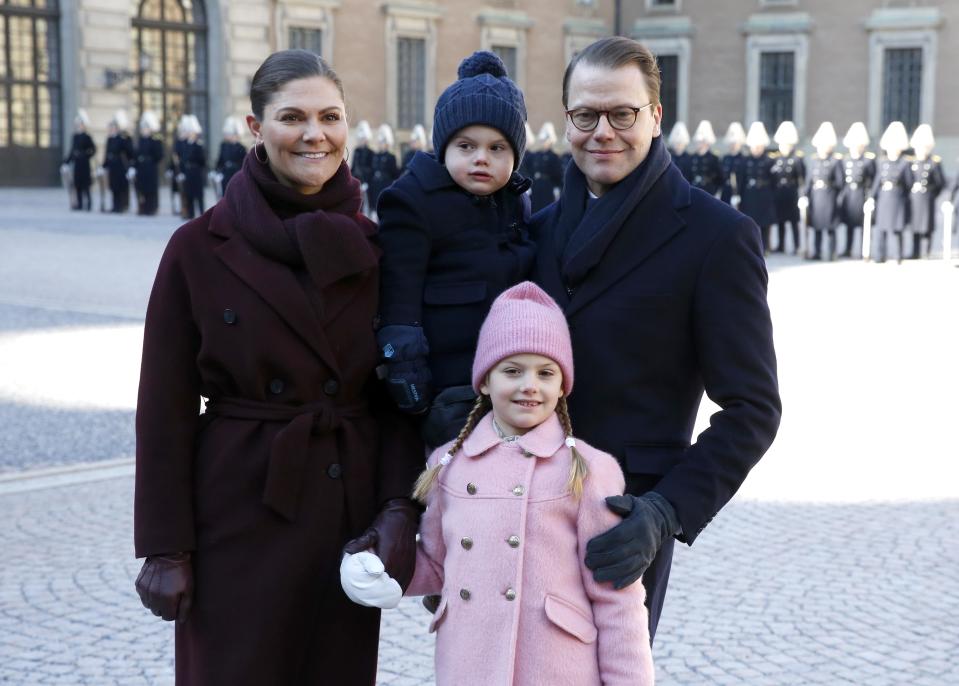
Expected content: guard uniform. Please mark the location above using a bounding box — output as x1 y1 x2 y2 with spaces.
689 150 723 196
367 150 399 212
530 148 563 213
720 152 744 205
771 150 806 253
135 134 164 216
65 132 96 211
215 140 246 196
803 153 844 260
103 132 135 213
181 139 207 219
738 152 776 252
837 153 876 257
870 156 913 263
908 156 946 258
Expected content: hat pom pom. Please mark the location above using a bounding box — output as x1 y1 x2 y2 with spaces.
458 51 508 79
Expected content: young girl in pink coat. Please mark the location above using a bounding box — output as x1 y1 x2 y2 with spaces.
407 281 655 685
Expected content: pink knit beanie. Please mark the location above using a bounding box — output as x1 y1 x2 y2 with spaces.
471 282 574 395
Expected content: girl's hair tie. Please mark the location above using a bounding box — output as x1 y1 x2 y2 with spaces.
565 436 577 449
440 451 453 466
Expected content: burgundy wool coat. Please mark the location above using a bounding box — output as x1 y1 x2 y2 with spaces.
134 163 422 685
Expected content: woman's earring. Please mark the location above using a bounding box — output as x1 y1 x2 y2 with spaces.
254 138 268 164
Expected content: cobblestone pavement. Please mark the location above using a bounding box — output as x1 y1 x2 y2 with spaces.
2 473 956 685
2 189 958 684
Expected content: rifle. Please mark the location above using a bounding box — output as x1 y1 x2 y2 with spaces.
60 163 74 208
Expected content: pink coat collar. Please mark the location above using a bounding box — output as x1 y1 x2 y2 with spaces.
461 412 566 459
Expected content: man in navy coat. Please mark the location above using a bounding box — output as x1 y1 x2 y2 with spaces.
532 37 781 640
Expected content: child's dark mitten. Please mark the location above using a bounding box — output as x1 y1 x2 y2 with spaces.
376 325 432 413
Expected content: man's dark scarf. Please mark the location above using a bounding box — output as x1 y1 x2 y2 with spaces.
555 134 672 289
224 149 379 289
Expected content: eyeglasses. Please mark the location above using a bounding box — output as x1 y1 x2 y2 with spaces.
565 104 654 132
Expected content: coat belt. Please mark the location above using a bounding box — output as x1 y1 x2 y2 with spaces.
203 396 367 522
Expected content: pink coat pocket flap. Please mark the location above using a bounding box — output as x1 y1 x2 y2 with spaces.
544 594 598 644
428 596 448 633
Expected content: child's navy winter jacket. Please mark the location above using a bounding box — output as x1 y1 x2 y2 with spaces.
376 151 535 445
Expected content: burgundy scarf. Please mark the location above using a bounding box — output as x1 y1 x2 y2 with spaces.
225 149 379 289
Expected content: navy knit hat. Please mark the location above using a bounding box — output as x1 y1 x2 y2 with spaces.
432 51 527 169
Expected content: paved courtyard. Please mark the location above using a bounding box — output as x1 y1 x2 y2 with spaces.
1 188 957 684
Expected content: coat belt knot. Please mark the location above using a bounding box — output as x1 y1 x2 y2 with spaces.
203 396 367 521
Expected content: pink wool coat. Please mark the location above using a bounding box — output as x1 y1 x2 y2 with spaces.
407 412 655 685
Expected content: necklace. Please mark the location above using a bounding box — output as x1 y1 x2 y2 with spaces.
492 418 519 443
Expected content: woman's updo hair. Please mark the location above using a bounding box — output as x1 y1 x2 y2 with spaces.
249 49 345 120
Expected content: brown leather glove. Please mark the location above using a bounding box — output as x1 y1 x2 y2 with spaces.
135 552 194 622
343 498 420 591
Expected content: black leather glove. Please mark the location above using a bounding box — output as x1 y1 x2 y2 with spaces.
135 552 194 622
584 492 681 590
343 498 420 591
376 325 432 413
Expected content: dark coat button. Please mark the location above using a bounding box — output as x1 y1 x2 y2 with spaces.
223 308 236 325
323 379 339 396
269 378 284 394
327 463 342 479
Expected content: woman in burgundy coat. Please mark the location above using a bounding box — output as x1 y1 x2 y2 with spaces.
133 50 422 685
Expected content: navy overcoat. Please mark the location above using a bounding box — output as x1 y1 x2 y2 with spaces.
377 151 535 392
532 155 781 636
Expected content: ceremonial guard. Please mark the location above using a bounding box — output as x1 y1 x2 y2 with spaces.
721 122 746 206
367 123 399 214
838 122 876 257
771 121 805 253
907 124 946 259
667 121 692 182
867 121 913 264
351 120 374 215
530 122 563 213
133 111 164 216
179 115 207 219
688 120 723 196
103 110 135 213
169 115 190 216
214 116 246 197
63 110 96 211
801 122 844 260
351 120 374 184
739 122 776 253
401 124 428 175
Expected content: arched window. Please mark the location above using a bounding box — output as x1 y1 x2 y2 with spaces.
132 0 208 145
0 0 61 185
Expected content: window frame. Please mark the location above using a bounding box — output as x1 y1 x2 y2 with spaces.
645 0 681 12
757 50 795 135
867 29 936 138
745 32 807 135
640 37 690 133
383 2 440 135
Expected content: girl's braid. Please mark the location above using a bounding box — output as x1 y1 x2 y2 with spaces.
557 396 589 500
412 395 491 503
